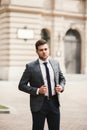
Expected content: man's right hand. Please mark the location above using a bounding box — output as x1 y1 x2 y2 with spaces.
39 85 47 94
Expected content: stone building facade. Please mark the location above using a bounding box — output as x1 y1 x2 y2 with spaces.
0 0 87 80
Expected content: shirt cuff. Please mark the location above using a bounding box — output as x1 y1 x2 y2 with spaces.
36 88 39 95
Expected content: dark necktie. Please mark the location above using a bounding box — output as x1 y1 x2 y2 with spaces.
43 62 52 97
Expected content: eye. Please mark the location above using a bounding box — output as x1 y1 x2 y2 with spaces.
38 49 43 51
44 48 47 51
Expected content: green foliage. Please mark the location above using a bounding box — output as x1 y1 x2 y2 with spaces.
0 105 9 109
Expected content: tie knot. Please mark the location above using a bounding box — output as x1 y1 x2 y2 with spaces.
43 62 48 66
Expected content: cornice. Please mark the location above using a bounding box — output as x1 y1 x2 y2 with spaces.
0 5 86 20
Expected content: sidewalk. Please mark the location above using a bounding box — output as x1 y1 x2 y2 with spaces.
60 75 87 130
0 75 87 130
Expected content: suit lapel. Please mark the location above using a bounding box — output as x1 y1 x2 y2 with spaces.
35 59 44 84
49 59 57 73
49 59 58 86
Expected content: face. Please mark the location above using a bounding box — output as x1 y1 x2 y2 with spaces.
36 44 49 61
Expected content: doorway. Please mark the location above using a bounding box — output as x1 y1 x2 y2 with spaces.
64 29 81 73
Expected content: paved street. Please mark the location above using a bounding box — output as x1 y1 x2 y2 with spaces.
0 74 87 130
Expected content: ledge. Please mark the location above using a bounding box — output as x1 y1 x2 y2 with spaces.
0 105 10 114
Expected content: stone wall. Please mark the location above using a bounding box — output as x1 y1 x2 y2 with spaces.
0 0 87 80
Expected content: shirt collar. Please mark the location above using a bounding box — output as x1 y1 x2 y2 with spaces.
39 58 49 64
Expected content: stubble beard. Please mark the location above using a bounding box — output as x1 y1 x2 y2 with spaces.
39 55 48 61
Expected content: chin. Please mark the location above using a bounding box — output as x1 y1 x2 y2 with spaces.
39 56 48 61
39 57 46 61
43 58 48 61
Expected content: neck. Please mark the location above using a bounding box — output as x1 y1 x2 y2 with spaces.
39 57 49 62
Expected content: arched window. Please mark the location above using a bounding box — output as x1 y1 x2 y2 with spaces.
41 28 50 46
41 28 51 53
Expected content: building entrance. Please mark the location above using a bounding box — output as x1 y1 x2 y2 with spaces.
64 29 81 73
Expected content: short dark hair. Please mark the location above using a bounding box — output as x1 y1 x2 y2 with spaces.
35 39 48 50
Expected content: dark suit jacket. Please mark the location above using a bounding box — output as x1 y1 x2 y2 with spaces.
18 59 66 112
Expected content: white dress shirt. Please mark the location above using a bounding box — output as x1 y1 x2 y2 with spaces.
39 58 55 96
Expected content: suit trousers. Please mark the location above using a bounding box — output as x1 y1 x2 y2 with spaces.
32 95 60 130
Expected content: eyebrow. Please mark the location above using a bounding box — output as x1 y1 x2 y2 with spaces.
38 48 48 51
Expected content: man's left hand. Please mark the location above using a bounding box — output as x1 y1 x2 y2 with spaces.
55 85 63 94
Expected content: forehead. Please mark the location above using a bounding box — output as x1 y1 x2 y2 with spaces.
38 44 48 49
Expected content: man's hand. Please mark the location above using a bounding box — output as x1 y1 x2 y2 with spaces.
55 85 63 94
39 85 47 94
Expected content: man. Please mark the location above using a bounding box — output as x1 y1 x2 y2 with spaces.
18 39 66 130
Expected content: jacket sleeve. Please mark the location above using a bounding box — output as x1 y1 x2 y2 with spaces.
58 63 66 92
18 64 38 95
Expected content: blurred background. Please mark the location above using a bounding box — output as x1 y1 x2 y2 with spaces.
0 1 87 130
0 0 87 81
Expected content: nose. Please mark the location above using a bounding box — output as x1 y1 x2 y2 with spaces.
43 49 47 53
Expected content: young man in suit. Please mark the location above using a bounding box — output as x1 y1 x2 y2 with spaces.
18 39 66 130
